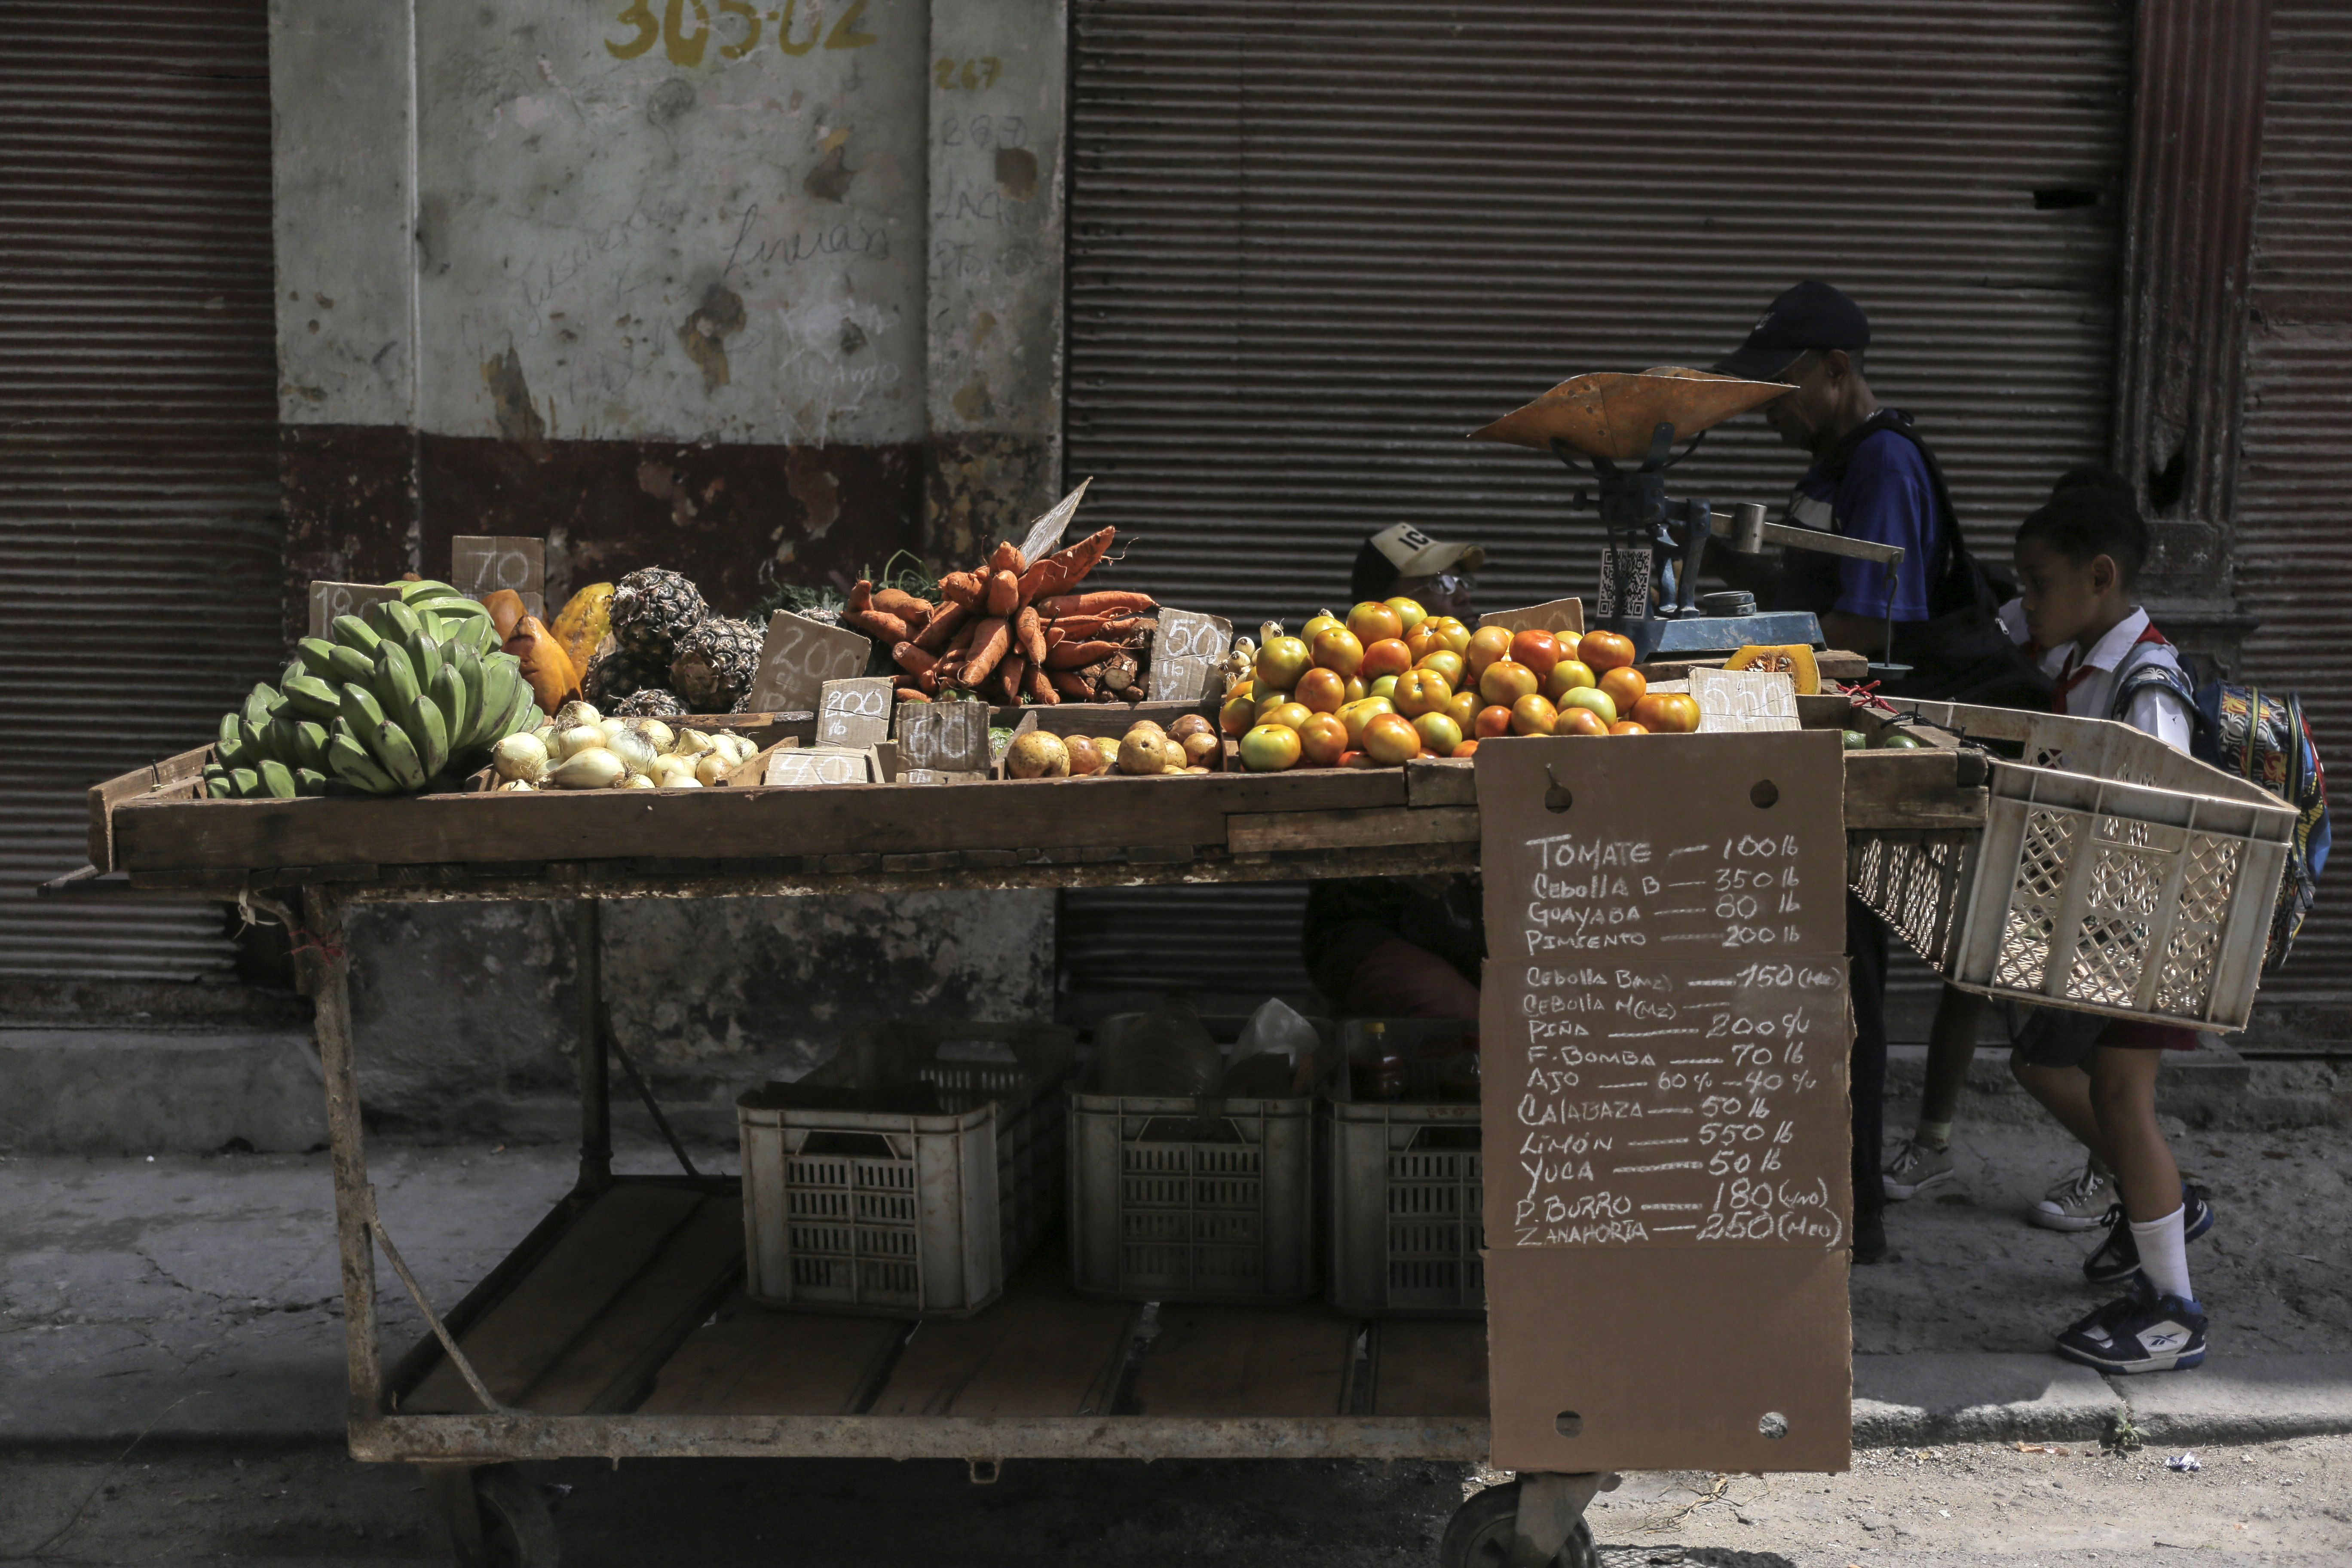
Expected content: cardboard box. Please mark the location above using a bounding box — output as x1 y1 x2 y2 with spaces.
1474 730 1853 1473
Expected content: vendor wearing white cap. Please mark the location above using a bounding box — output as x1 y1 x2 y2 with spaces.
1305 524 1488 1021
1349 523 1482 623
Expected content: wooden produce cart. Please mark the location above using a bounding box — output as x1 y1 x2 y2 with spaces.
57 705 1988 1568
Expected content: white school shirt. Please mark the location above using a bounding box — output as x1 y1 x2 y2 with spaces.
1995 601 2194 754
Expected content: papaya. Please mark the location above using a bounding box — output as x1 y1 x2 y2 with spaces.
480 589 527 641
504 615 582 712
1724 643 1820 695
549 582 615 680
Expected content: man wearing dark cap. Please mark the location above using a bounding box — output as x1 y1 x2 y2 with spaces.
1712 282 1969 1267
1713 281 1955 660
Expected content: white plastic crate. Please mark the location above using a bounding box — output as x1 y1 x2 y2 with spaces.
1067 1013 1322 1303
1327 1020 1483 1317
1848 700 2296 1030
738 1021 1074 1317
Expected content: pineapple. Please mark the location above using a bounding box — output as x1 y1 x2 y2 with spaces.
670 617 762 714
582 643 661 707
609 568 708 666
612 687 687 719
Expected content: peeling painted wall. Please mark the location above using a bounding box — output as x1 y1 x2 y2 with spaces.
270 2 1070 1134
273 0 1066 632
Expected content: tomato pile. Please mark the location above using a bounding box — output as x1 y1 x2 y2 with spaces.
1221 600 1700 773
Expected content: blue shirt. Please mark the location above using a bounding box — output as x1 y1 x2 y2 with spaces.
1776 426 1946 623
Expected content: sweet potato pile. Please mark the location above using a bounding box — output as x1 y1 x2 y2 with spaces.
841 527 1158 705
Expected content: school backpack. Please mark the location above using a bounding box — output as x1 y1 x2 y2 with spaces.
2115 649 2331 969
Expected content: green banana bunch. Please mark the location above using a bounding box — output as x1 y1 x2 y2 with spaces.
208 588 541 800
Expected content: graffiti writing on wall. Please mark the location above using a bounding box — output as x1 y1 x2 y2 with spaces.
605 0 876 67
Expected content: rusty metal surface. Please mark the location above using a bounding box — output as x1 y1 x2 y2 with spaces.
2109 0 2274 588
0 1 282 981
1469 371 1795 461
2234 0 2352 1020
1066 0 2132 628
346 1412 1491 1464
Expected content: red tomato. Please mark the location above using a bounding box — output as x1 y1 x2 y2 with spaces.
1578 629 1637 673
1608 720 1650 736
1509 629 1562 678
1598 665 1648 714
1298 712 1350 765
1361 712 1424 764
1474 704 1515 739
1510 694 1559 736
1295 666 1348 714
1360 637 1414 680
1558 706 1609 737
1479 659 1539 706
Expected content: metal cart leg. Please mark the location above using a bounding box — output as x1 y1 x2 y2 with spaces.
576 897 611 1194
1439 1473 1614 1568
301 883 383 1424
420 1463 560 1568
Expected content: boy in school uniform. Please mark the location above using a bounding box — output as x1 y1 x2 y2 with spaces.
2000 478 2213 1373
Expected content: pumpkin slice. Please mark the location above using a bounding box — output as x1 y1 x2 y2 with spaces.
1724 643 1821 695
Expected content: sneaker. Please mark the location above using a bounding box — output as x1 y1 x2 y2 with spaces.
2031 1159 2117 1232
1882 1139 1957 1201
2055 1274 2207 1374
2083 1183 2216 1286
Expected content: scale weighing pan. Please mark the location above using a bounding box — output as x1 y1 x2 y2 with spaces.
1466 367 1792 462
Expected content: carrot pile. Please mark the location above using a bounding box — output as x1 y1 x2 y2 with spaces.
840 527 1158 706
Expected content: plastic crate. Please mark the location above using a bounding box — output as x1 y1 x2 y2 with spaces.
738 1021 1074 1317
1327 1019 1484 1317
1066 1012 1325 1303
1848 699 2297 1030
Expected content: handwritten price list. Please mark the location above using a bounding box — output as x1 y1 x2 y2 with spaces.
1510 950 1848 1251
1475 730 1853 1256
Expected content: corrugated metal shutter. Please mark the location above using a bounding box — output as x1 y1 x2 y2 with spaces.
1062 0 2130 1000
2234 0 2352 1009
0 3 282 979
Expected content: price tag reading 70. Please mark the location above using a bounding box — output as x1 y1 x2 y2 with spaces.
449 537 545 619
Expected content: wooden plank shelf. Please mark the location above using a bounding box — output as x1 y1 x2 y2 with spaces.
91 733 1981 883
392 1180 1494 1429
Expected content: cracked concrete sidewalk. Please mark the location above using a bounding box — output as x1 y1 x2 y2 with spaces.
3 1112 2349 1452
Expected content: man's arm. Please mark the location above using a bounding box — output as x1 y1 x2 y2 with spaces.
1702 543 1781 601
1820 610 1887 655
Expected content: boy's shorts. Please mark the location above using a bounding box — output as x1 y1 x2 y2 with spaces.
2009 1004 2202 1068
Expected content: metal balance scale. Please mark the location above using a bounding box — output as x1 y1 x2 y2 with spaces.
1470 368 1911 677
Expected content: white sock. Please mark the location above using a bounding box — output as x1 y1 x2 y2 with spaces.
2132 1207 2193 1302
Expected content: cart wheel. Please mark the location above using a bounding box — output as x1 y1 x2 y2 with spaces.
428 1464 560 1568
1439 1480 1596 1568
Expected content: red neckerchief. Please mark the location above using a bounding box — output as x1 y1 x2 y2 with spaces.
2052 620 2169 710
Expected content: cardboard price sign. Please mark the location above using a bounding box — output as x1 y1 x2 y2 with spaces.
1690 666 1800 732
894 699 991 778
763 746 875 787
307 581 402 638
450 536 545 619
1473 729 1853 1475
749 612 871 715
1146 607 1232 704
816 677 895 750
1480 597 1586 638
